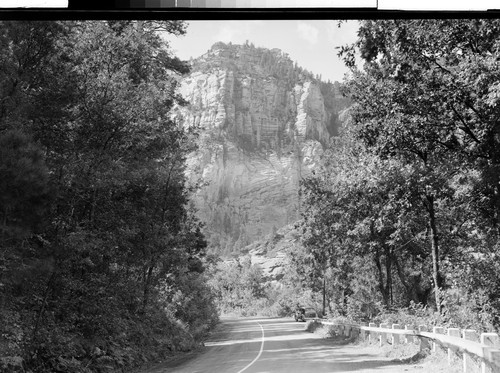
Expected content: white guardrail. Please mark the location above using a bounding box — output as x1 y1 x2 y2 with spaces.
318 321 500 373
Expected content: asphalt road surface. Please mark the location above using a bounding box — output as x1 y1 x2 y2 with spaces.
150 318 427 373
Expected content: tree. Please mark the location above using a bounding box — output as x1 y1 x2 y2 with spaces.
300 134 396 310
0 21 218 372
341 19 500 234
299 126 462 319
338 19 500 311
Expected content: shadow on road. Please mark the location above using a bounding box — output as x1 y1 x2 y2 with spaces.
138 317 421 373
255 327 410 372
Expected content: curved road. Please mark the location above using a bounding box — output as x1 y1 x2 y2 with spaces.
147 318 427 373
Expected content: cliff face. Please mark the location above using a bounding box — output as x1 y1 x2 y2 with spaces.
173 42 349 255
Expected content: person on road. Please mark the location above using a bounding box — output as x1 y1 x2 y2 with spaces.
295 303 304 314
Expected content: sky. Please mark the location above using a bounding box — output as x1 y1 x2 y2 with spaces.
166 20 360 83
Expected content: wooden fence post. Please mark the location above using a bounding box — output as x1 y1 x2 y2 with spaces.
360 323 367 341
405 325 413 344
487 350 500 373
447 328 460 366
369 322 377 344
345 325 351 338
380 323 389 347
481 333 500 373
352 326 360 340
463 329 478 373
419 325 430 351
433 326 444 352
392 324 402 346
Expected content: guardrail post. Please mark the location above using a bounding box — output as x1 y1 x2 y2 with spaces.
447 328 460 366
360 323 367 341
392 324 402 346
463 329 478 373
481 333 499 373
486 350 500 373
345 325 351 337
380 323 389 346
433 326 445 352
368 323 377 343
405 325 413 344
419 325 430 351
352 326 360 340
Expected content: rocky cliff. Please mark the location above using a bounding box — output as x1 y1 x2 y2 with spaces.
242 223 303 283
173 42 349 255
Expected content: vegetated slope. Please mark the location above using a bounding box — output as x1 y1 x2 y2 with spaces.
173 41 350 256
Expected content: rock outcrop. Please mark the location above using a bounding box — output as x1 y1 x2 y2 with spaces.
173 42 349 255
242 224 304 283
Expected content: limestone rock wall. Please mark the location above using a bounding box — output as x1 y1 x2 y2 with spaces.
173 42 348 255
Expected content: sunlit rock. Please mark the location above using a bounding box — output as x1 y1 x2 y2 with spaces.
173 42 349 255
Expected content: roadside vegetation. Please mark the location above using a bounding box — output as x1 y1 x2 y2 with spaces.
207 256 303 317
0 21 218 373
298 19 500 333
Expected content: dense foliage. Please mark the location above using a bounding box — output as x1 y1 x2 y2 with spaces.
208 255 318 317
297 19 500 332
206 227 331 318
0 21 218 373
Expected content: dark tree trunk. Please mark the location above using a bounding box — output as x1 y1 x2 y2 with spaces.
426 193 442 313
385 246 393 307
394 254 431 305
374 250 390 307
322 274 326 317
142 264 154 314
31 270 57 346
495 176 500 238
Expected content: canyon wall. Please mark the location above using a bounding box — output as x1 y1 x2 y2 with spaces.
173 42 349 255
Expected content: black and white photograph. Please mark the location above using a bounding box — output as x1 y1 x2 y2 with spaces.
1 4 500 373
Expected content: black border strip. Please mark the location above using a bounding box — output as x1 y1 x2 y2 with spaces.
1 9 500 20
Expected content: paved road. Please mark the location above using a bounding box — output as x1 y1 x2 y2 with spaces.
151 318 426 373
